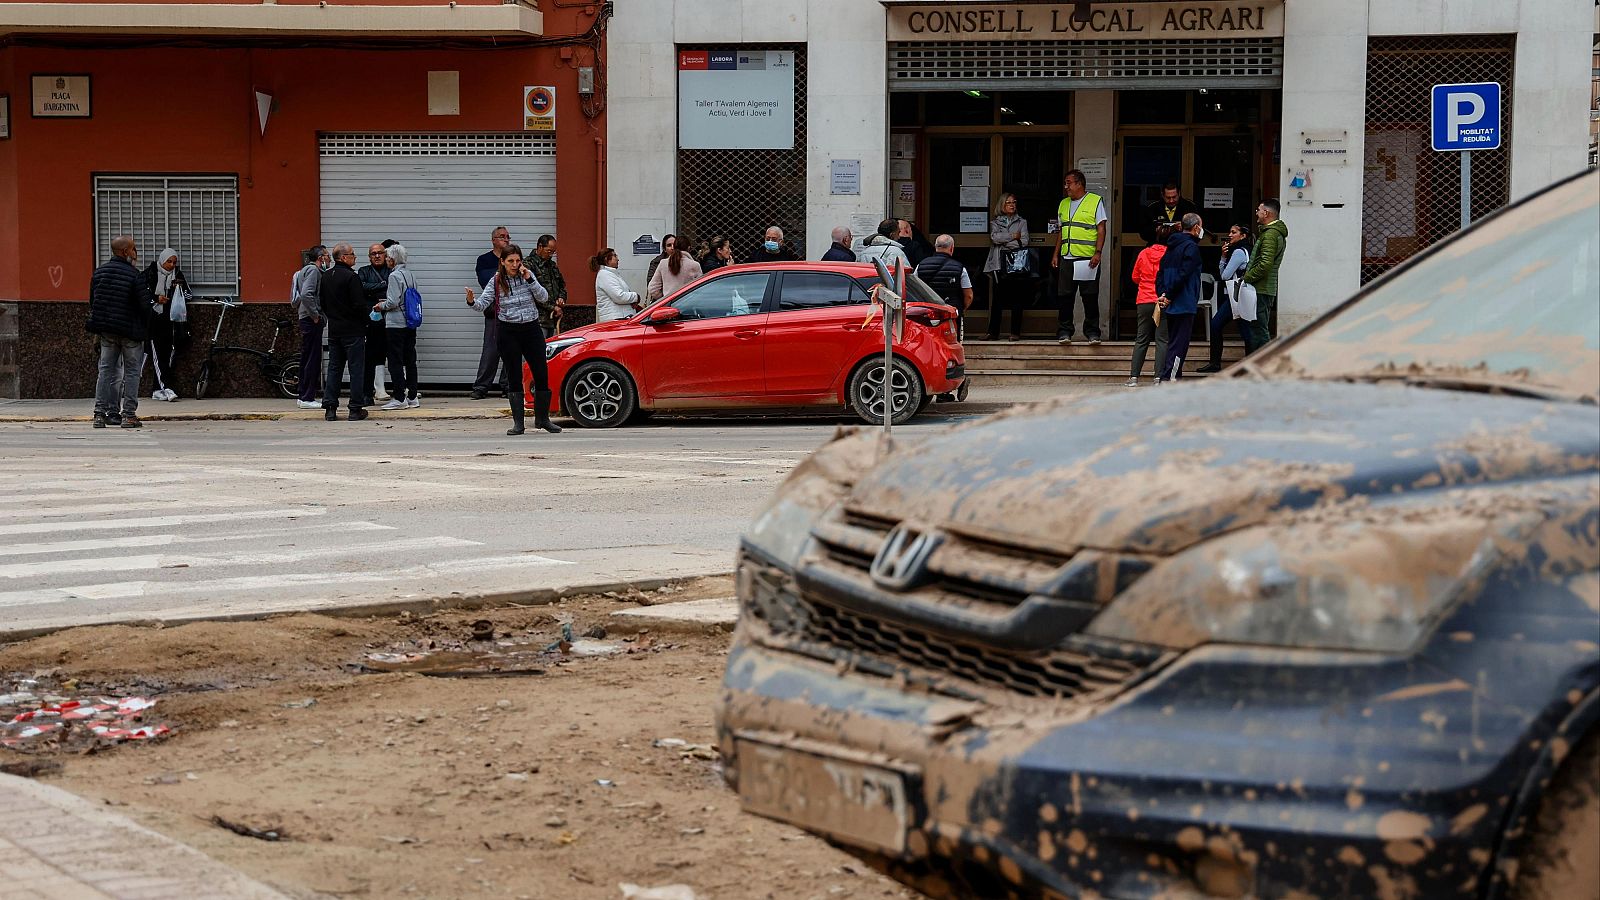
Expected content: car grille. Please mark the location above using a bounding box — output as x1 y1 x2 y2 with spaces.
742 555 1166 704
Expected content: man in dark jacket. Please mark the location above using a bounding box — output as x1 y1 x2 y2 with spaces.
1139 183 1200 245
746 225 799 263
471 226 510 399
1154 212 1204 383
88 235 154 429
820 226 855 262
358 242 393 406
914 234 974 341
528 234 567 333
320 243 370 421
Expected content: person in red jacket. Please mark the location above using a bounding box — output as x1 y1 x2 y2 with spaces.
1126 222 1172 387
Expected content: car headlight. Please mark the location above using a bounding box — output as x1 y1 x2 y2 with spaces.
545 336 584 360
743 428 876 568
1084 516 1503 653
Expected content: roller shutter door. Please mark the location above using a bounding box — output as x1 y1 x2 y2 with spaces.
319 133 556 385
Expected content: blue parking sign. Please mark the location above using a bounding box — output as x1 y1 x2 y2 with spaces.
1431 82 1501 152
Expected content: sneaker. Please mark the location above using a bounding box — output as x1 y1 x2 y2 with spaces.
296 400 322 410
381 399 407 411
120 415 142 429
1088 337 1102 345
406 398 421 409
1195 363 1223 374
107 415 122 427
374 389 390 402
1056 334 1073 345
350 409 370 421
1123 377 1139 387
92 414 108 428
1007 334 1021 342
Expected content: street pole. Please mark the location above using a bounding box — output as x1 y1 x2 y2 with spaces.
1460 149 1472 230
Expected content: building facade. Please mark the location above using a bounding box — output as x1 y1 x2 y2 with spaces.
0 0 609 398
606 0 1593 341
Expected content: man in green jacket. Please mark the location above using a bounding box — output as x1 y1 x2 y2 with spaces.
1243 198 1288 350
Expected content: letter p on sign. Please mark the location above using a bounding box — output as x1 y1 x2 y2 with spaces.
1431 82 1501 152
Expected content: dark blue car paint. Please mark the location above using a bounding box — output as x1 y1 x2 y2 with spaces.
718 377 1599 898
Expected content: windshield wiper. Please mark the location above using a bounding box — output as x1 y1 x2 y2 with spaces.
1348 372 1594 404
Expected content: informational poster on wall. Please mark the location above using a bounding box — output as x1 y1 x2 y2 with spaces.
830 159 861 195
678 49 795 150
1203 188 1233 209
959 212 988 233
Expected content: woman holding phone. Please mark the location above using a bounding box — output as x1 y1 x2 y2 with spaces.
465 244 562 436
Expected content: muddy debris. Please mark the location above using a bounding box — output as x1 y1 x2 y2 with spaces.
0 679 172 752
211 815 286 842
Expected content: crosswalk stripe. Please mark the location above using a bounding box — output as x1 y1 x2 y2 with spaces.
0 507 328 537
317 456 703 483
0 553 573 608
0 521 395 558
194 466 493 494
584 453 801 468
0 535 481 580
0 497 265 521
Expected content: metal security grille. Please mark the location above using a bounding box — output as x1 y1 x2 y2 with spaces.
677 46 807 257
318 133 556 157
93 175 240 295
1361 35 1514 284
889 38 1284 90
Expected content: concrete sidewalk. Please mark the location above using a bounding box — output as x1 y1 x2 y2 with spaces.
0 383 1104 424
0 773 288 899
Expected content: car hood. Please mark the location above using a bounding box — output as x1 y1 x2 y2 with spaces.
558 317 642 339
844 380 1599 556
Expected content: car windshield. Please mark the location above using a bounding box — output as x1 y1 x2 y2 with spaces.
1261 172 1599 403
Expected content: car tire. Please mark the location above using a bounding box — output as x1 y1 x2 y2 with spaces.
847 356 925 426
195 361 212 401
561 360 636 428
275 360 301 400
1508 729 1599 899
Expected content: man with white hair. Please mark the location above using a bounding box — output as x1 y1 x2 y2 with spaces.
746 225 798 263
914 234 974 338
821 226 855 262
319 242 370 421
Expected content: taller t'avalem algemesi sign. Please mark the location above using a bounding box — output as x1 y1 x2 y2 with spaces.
887 2 1285 41
678 50 795 151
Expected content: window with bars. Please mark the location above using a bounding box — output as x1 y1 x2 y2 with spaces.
677 45 807 259
1361 35 1514 285
93 175 240 295
889 39 1284 91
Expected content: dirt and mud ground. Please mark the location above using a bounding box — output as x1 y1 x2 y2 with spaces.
0 578 915 900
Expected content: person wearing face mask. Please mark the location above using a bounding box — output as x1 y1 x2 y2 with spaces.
746 226 798 264
291 244 329 409
700 236 735 273
1154 213 1205 383
142 247 191 401
88 235 154 429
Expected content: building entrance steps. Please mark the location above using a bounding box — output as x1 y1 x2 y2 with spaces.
963 339 1250 385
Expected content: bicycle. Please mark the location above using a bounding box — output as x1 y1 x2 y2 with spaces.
192 298 301 400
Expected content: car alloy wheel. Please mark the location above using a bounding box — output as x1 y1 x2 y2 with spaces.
848 357 924 426
562 360 636 428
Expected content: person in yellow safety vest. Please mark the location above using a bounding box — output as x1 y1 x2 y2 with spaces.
1051 169 1107 344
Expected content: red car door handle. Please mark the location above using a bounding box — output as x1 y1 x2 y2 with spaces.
734 329 761 339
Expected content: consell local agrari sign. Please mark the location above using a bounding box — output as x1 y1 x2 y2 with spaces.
888 2 1284 41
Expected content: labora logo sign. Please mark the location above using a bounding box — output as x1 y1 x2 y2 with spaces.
1431 82 1501 152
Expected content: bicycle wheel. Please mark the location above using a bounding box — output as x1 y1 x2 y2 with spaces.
195 361 212 400
275 359 301 400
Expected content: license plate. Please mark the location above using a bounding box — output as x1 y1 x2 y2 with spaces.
736 737 917 856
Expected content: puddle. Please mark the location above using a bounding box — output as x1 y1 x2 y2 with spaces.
1 678 173 752
360 639 624 678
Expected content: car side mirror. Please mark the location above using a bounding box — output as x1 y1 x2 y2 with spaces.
644 306 682 326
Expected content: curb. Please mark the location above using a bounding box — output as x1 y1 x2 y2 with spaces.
0 572 733 642
0 408 514 424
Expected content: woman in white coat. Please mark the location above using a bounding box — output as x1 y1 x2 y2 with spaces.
591 248 642 323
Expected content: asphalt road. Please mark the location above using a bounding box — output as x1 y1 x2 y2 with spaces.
0 409 991 636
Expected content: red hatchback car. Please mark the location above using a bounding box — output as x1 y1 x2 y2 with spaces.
532 262 969 428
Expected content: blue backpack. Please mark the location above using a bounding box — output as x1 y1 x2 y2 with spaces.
403 281 424 329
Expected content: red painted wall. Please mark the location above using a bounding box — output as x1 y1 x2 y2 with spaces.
0 21 605 306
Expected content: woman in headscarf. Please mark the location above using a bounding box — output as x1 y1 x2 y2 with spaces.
142 248 190 400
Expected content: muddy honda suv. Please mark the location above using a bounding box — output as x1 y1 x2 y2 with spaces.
717 169 1600 899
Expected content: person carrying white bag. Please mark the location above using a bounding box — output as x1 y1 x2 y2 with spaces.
1197 223 1257 373
142 248 190 400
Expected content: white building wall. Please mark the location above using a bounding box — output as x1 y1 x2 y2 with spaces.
609 0 1594 328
